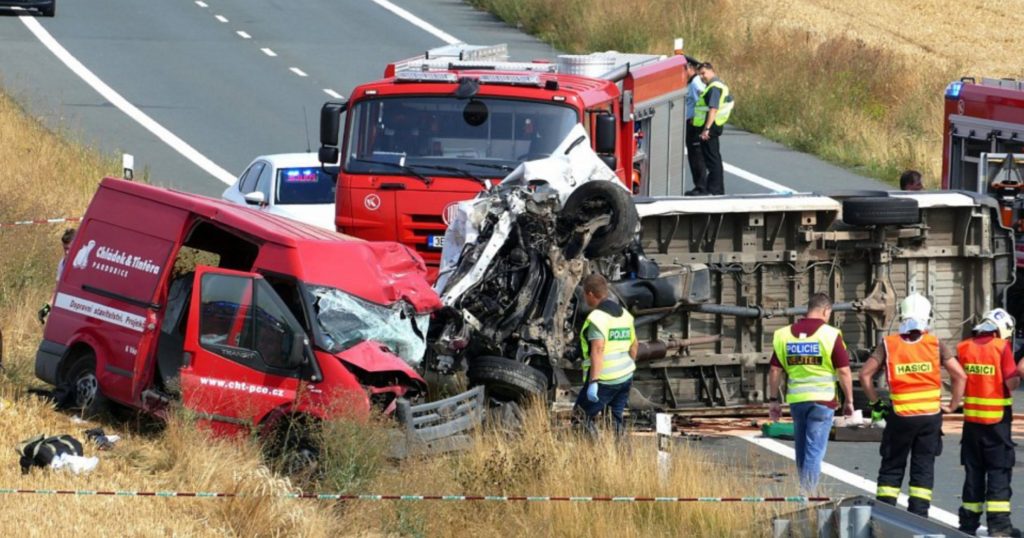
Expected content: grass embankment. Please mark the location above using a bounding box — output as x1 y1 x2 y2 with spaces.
0 91 777 535
470 0 1024 186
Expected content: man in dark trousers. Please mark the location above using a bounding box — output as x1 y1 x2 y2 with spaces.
683 57 707 195
574 273 638 438
957 308 1020 537
692 63 734 196
858 293 966 518
768 293 855 494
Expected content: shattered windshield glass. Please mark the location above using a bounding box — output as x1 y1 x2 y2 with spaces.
308 285 428 367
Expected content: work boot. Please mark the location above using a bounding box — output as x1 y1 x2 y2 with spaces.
684 188 705 196
988 515 1022 538
957 507 981 535
907 498 930 518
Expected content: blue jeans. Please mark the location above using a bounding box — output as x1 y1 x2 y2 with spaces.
575 379 632 436
790 401 835 494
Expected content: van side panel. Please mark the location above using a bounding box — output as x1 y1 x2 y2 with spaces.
42 187 187 403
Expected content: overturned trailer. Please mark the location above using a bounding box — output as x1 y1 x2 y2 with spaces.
429 133 1015 413
622 192 1015 411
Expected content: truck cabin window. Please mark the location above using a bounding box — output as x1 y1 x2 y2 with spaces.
344 96 579 178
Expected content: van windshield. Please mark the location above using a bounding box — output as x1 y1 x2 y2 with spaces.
344 96 579 178
307 285 428 367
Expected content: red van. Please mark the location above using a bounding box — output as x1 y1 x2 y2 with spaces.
36 178 480 451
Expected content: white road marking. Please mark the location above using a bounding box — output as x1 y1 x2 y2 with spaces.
261 47 277 57
724 163 795 193
194 0 207 7
376 2 797 194
323 89 343 99
18 16 236 185
214 14 228 23
741 435 961 528
289 67 308 77
370 0 460 45
236 31 251 39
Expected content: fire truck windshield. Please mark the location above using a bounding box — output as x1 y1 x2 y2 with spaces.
344 96 579 178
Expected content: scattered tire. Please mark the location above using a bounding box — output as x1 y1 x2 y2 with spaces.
64 352 108 418
467 356 548 402
559 180 639 258
842 196 920 226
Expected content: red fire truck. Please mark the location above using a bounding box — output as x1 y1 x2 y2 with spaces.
317 43 689 274
943 77 1024 327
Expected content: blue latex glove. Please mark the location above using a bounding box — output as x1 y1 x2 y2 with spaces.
586 382 600 403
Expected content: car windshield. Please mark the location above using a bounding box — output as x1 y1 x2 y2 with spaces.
276 167 335 205
307 285 428 367
344 96 579 178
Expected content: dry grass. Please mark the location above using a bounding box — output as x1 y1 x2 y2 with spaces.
0 89 782 535
468 0 1024 186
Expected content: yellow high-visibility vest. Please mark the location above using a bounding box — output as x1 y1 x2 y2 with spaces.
581 308 636 383
772 324 840 403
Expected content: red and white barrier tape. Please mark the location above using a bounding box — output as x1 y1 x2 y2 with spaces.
0 217 82 228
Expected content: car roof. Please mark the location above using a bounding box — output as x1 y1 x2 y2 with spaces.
251 152 322 170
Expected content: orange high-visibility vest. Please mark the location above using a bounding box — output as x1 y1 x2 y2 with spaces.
885 333 942 416
958 336 1013 425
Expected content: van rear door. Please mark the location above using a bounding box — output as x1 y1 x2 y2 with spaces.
179 266 308 435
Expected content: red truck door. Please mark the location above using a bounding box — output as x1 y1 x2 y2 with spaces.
179 267 309 435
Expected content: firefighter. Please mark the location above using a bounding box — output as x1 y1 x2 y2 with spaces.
575 273 638 438
858 293 966 518
768 293 855 494
957 308 1020 537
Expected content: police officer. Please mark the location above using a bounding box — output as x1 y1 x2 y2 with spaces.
768 293 855 494
858 293 966 518
575 273 638 437
957 308 1020 536
683 57 707 195
692 63 734 196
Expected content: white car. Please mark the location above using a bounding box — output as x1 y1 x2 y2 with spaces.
222 153 336 230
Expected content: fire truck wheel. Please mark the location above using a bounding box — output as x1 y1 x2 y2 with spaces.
65 352 109 418
842 197 920 226
467 356 548 403
560 181 639 258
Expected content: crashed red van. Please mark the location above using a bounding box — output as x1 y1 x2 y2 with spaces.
35 178 480 449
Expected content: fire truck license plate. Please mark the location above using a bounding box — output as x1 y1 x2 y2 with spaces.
427 235 445 249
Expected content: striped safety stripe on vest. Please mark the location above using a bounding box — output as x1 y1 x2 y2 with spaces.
693 80 734 128
884 333 942 417
772 324 840 404
958 336 1013 424
581 307 636 383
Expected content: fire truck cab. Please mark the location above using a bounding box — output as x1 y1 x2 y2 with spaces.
318 43 689 274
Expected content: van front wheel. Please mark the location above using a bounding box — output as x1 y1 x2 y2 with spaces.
65 353 109 418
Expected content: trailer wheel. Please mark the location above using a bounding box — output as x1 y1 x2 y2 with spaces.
64 352 109 418
467 356 548 403
559 180 639 258
842 197 920 226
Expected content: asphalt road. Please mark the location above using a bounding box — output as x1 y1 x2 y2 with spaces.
0 0 888 197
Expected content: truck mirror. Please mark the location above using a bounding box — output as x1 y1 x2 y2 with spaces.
595 114 616 154
287 332 307 368
319 101 347 149
318 146 340 166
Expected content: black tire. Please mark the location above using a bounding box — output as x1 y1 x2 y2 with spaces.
842 196 920 226
820 190 890 200
39 0 55 17
467 356 548 402
265 416 320 483
560 180 639 258
64 352 108 418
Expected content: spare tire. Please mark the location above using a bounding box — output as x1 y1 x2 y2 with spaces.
842 197 920 226
560 181 639 258
467 356 548 402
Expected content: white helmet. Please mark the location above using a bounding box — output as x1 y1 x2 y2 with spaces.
898 293 932 333
974 308 1015 339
